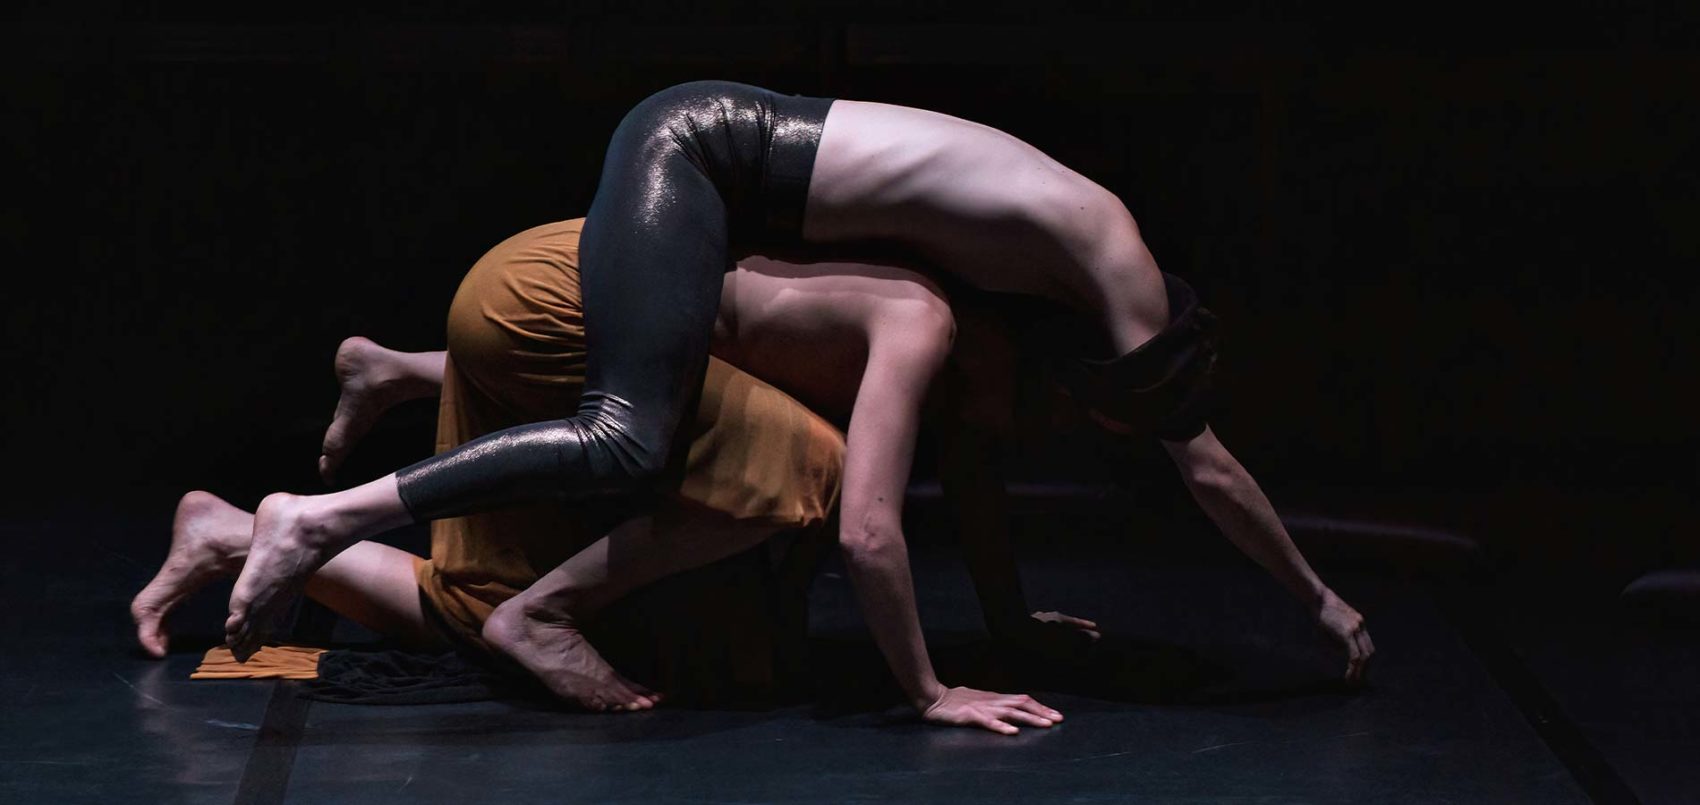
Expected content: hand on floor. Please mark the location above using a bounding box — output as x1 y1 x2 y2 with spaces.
1315 589 1375 684
1029 610 1102 642
921 685 1064 735
995 610 1102 664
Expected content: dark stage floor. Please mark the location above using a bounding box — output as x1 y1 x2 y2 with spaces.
2 493 1694 804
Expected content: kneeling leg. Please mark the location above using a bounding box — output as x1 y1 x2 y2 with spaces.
482 508 779 712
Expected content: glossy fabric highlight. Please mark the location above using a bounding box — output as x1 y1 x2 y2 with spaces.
396 81 834 520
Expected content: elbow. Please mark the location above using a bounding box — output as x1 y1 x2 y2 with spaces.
839 521 904 561
1185 461 1242 495
887 295 957 370
914 304 957 368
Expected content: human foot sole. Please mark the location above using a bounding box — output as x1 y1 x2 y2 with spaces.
483 600 660 712
131 491 250 658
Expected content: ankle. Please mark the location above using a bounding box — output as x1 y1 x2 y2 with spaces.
392 353 444 399
218 539 252 569
503 588 593 629
308 476 413 545
265 493 341 549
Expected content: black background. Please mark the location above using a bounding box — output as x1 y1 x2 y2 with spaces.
5 2 1696 578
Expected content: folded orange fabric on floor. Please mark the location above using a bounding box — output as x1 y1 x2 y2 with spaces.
191 645 326 680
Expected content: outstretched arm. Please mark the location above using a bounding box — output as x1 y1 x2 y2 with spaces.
1162 427 1375 682
838 306 1063 735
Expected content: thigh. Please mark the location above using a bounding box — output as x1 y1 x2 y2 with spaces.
307 541 447 650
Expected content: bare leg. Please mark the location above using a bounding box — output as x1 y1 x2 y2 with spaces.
320 337 446 484
482 510 778 712
226 476 412 660
132 491 442 657
806 100 1170 354
304 541 443 650
131 492 249 658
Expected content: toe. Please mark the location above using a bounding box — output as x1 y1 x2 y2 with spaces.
131 584 178 657
132 606 167 658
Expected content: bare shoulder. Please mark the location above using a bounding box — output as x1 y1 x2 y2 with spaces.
733 257 951 329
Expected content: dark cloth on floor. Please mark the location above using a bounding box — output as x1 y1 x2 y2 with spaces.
302 649 540 705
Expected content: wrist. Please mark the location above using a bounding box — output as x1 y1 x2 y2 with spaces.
1308 585 1337 615
912 679 948 713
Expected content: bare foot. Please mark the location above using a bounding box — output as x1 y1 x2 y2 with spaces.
483 598 661 713
224 493 345 661
131 492 251 658
320 336 428 484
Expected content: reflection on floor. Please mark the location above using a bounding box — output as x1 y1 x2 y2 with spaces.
1 494 1691 804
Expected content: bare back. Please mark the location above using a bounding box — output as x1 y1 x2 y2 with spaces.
804 100 1170 354
710 256 952 423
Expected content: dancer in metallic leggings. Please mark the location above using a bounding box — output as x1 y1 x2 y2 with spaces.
224 81 1372 733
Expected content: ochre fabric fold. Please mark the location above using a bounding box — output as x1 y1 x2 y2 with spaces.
416 219 845 654
192 645 326 680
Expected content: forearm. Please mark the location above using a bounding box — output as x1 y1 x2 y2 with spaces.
840 532 946 711
1188 469 1326 609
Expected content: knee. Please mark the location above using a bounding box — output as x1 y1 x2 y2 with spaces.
578 399 676 486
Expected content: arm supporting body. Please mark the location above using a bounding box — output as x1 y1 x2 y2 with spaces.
837 305 956 710
1162 427 1325 607
1163 427 1375 681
